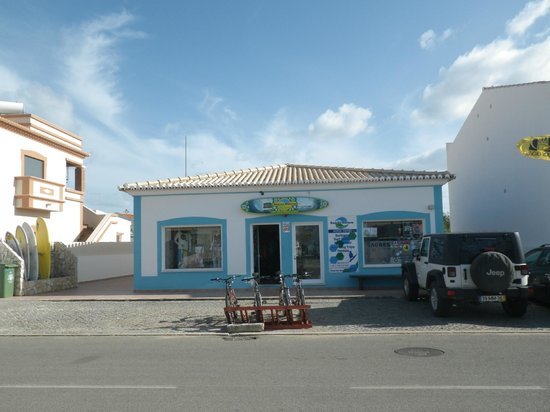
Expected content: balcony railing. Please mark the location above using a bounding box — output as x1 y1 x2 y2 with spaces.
14 176 65 212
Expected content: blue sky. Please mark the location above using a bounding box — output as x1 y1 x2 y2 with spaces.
1 0 549 213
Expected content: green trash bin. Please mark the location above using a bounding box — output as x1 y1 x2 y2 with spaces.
0 264 17 298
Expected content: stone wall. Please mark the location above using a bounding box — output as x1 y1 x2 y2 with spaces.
0 240 77 296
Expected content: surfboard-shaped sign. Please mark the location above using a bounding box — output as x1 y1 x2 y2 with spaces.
241 196 328 215
516 135 550 161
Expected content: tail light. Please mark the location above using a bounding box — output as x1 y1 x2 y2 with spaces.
515 264 529 276
447 267 457 277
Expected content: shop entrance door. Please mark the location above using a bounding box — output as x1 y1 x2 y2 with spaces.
252 224 281 284
293 223 323 283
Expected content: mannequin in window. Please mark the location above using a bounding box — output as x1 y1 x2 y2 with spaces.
211 231 221 267
174 231 189 268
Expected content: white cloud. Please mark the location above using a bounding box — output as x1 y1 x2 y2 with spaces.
308 103 373 138
506 0 550 36
199 90 238 122
61 10 145 130
254 108 382 169
419 30 436 50
412 35 550 127
0 65 77 130
390 147 447 172
419 28 453 50
412 0 550 134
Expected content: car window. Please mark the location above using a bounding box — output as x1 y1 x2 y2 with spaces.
430 237 445 263
420 238 430 258
540 250 550 268
459 235 518 263
525 249 542 266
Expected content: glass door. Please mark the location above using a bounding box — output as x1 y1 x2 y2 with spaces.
293 223 323 283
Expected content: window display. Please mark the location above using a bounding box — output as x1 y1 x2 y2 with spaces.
164 226 222 270
363 220 423 265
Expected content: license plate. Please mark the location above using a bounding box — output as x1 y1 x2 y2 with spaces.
479 295 506 303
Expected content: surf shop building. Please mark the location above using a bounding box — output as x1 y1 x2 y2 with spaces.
120 164 454 291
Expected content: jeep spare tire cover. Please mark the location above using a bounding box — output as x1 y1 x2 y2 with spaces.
470 252 514 293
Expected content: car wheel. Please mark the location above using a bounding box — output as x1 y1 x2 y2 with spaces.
502 298 528 317
403 273 419 301
430 281 451 317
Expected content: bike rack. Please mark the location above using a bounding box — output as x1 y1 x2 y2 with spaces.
224 304 312 330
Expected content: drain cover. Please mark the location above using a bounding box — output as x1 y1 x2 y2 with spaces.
394 347 444 357
222 336 258 341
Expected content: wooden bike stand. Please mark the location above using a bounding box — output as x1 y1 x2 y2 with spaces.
224 304 312 330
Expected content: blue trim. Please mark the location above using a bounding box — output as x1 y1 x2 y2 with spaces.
135 217 228 290
433 186 444 234
355 211 431 281
245 214 329 283
132 196 142 290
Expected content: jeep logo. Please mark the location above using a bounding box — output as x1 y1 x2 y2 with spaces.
486 269 505 277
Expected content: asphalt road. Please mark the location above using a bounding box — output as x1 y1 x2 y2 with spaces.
1 334 549 411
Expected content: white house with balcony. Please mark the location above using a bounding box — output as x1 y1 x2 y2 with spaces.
447 81 550 251
0 102 134 291
0 102 89 243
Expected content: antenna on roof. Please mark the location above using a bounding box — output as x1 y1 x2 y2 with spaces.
185 135 188 177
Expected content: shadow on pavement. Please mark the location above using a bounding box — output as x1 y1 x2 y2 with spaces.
309 296 550 330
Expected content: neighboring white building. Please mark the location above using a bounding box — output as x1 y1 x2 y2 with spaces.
120 164 453 291
0 103 89 243
78 206 133 243
447 81 550 251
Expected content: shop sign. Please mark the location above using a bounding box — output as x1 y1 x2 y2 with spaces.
240 196 329 215
516 135 550 161
328 216 358 273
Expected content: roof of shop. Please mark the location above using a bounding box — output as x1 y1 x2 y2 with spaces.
119 164 454 192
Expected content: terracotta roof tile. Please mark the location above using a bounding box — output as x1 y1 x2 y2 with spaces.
119 163 454 192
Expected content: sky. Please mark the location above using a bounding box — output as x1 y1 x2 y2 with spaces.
1 0 549 213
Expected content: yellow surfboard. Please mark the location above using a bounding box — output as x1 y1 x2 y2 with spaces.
516 135 550 161
36 217 51 279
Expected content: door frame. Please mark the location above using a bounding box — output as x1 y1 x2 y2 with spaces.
292 221 324 285
249 222 282 278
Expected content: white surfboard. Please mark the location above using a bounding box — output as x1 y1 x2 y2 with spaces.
22 222 39 281
15 226 30 281
5 231 23 258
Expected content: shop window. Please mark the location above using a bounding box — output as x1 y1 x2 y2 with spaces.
363 220 423 265
66 162 84 192
24 155 45 179
164 226 222 270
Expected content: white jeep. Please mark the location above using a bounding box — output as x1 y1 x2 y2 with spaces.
401 232 529 317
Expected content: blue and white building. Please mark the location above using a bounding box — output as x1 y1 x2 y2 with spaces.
120 164 453 290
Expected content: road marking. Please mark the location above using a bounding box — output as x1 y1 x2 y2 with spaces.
351 385 546 391
0 385 177 389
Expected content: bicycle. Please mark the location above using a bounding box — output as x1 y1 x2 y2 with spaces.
291 272 310 306
242 273 264 322
210 275 241 323
242 274 263 307
277 272 293 307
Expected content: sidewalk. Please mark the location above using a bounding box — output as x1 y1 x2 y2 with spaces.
15 275 403 301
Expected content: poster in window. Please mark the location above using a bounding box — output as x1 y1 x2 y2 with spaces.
328 216 358 273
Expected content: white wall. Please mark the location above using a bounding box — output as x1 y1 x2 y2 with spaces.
138 183 439 277
448 82 550 251
67 242 133 282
